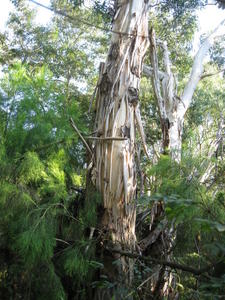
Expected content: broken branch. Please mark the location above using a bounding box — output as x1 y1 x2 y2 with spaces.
70 117 93 156
104 246 213 276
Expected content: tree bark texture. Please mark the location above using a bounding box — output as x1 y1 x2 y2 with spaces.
148 28 183 162
91 0 149 288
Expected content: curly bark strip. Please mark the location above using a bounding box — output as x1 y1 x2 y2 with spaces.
149 28 167 120
123 146 129 207
134 104 150 159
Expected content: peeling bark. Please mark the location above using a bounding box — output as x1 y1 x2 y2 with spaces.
148 28 182 162
89 0 150 294
145 21 224 161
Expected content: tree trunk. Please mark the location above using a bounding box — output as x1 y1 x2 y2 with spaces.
148 27 183 162
89 0 149 297
161 116 183 160
145 21 224 161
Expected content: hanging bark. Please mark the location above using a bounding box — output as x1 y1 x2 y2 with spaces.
148 28 181 161
144 20 225 162
87 0 150 296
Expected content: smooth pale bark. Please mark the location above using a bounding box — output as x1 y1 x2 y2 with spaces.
90 0 149 289
145 20 225 162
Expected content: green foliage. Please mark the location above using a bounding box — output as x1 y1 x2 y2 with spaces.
144 155 198 221
1 1 224 299
18 151 45 184
15 214 56 266
0 2 107 298
63 246 91 278
140 149 225 299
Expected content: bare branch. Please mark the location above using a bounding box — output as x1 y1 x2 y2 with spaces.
88 85 98 113
200 68 225 80
104 246 213 276
70 117 93 156
181 19 225 117
88 62 105 113
33 139 66 151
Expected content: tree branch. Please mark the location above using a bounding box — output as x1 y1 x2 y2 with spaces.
33 139 66 151
180 19 225 117
200 68 225 80
159 40 176 109
70 117 93 156
104 246 212 276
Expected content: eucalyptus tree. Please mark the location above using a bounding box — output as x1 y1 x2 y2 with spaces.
143 20 225 162
2 0 224 299
86 0 151 295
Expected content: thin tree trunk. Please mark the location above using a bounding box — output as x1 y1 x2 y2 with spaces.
144 21 224 161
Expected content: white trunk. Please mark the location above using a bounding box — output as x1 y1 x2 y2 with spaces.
145 20 224 161
148 28 182 162
168 118 183 162
180 19 225 118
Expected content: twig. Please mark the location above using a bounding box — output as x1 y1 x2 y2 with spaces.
70 117 93 157
55 238 70 245
137 273 155 290
33 139 66 151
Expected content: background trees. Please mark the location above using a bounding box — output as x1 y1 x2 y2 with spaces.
0 1 224 299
